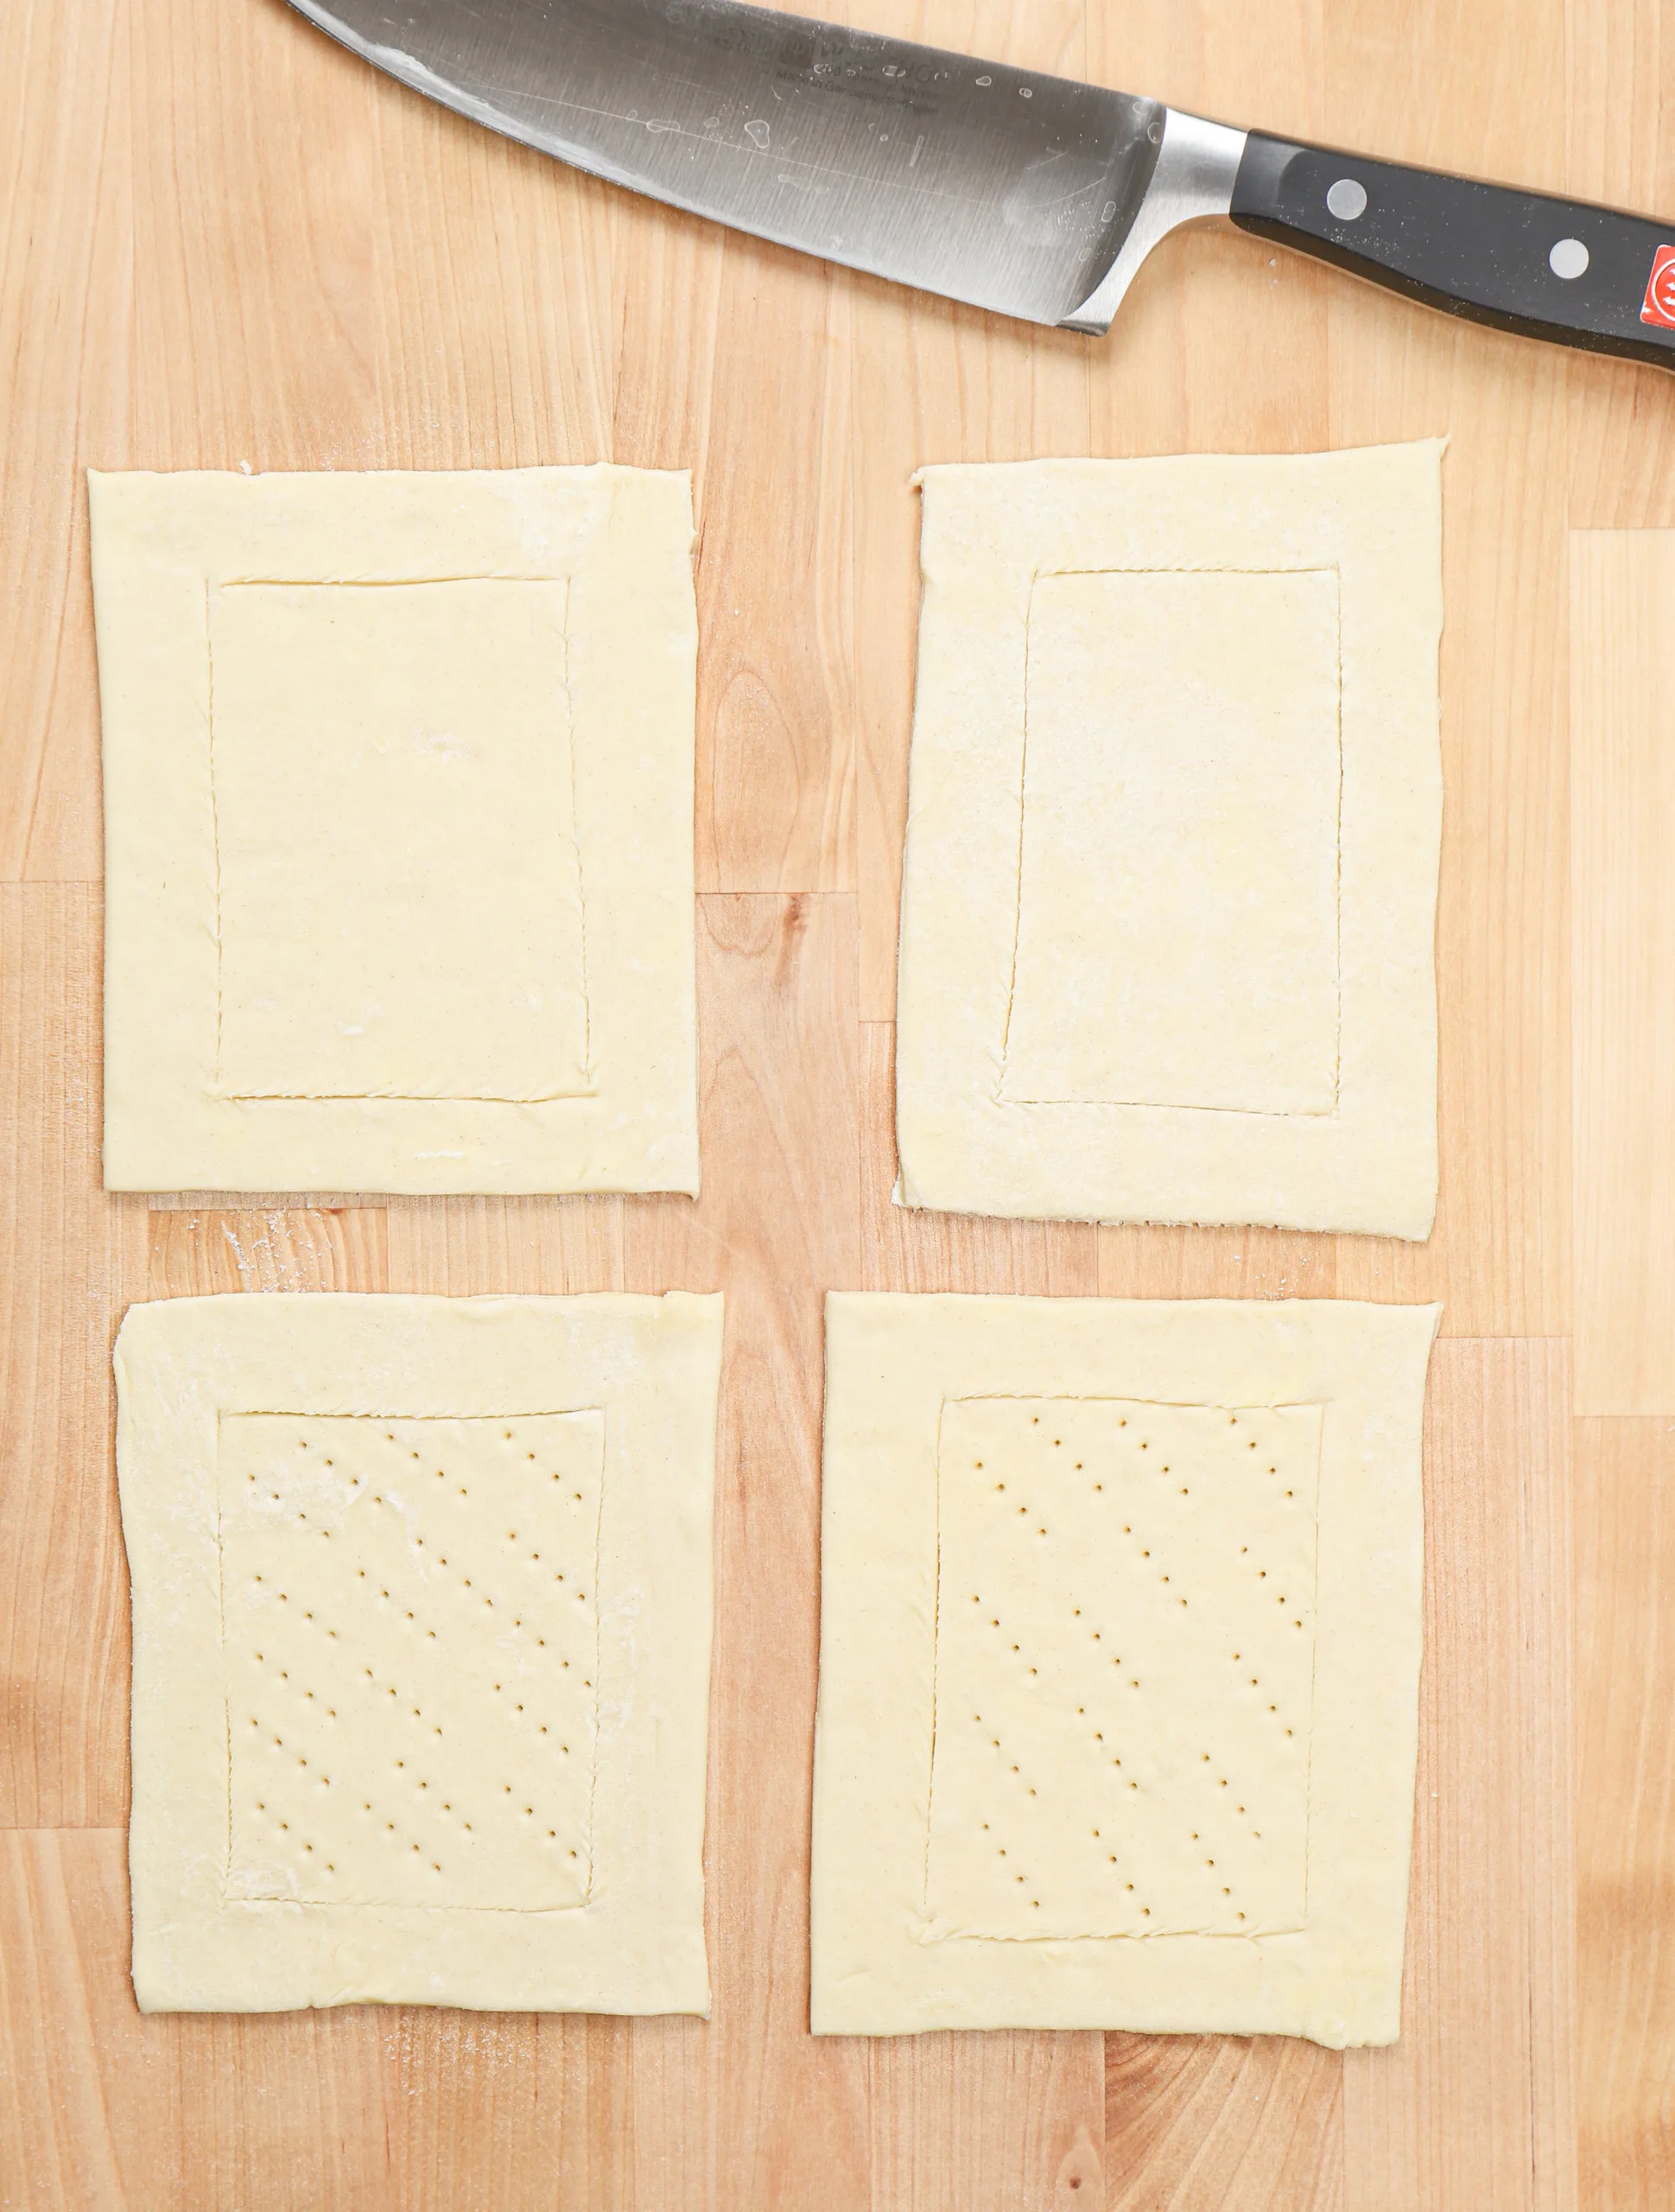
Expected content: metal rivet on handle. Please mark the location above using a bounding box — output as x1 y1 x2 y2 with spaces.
1550 237 1590 280
1326 178 1367 221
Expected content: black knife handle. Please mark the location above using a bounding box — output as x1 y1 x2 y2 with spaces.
1230 130 1675 369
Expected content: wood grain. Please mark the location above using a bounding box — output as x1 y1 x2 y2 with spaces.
386 1197 625 1299
0 887 144 1828
0 2 129 882
1574 1420 1675 2209
1569 532 1675 1414
866 2031 1104 2210
147 1209 387 1298
3 0 1675 2197
1105 2032 1342 2212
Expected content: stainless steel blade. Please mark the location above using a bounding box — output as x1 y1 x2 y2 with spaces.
283 0 1240 329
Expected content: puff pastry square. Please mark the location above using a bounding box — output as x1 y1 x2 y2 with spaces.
811 1293 1439 2046
894 442 1444 1236
117 1292 720 2014
92 466 699 1195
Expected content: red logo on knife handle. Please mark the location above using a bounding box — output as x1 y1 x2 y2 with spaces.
1642 245 1675 328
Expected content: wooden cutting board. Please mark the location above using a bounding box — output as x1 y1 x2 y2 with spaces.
3 0 1672 2202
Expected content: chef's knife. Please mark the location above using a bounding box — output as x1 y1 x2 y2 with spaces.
284 0 1675 370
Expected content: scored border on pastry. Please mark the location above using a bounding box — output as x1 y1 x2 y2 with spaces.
811 1293 1439 2046
117 1291 720 2015
893 442 1443 1236
92 466 699 1196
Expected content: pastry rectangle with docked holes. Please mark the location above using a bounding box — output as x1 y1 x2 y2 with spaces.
116 1291 720 2015
219 1413 605 1911
929 1397 1321 1940
810 1293 1438 2045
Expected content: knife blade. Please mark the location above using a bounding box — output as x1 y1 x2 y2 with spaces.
285 0 1675 370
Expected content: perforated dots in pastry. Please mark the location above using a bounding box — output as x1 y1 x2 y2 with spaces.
219 1411 605 1911
927 1395 1322 1941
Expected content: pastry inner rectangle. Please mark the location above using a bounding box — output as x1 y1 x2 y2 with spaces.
1000 568 1342 1116
928 1395 1323 1940
219 1410 605 1911
209 578 591 1103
